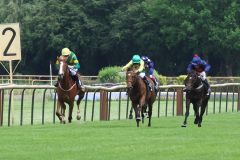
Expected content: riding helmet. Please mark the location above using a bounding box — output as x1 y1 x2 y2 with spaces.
61 48 71 56
132 55 141 64
191 56 201 66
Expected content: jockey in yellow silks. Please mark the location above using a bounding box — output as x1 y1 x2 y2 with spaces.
122 54 151 90
55 48 84 89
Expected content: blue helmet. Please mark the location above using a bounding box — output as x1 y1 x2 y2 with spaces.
191 56 201 66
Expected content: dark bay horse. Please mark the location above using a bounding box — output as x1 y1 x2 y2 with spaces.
126 69 157 127
182 71 210 127
56 56 85 123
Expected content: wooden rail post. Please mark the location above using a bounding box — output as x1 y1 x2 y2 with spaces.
238 92 240 112
176 88 183 116
0 90 2 126
100 90 108 120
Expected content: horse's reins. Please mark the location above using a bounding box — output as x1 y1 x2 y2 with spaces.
58 82 76 92
196 82 203 90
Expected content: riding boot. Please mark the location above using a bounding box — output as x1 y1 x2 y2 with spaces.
143 76 152 91
75 74 85 90
202 79 211 95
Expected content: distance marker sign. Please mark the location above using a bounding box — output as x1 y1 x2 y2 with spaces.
0 23 21 61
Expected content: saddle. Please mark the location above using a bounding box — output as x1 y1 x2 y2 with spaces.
143 78 154 92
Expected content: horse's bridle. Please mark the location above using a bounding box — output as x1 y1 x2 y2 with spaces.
57 56 76 91
126 70 137 90
185 72 203 91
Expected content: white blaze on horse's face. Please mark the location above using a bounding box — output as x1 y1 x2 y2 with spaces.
59 61 64 75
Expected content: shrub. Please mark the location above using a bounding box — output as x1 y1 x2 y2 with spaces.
158 75 167 85
152 70 167 85
175 75 187 85
98 66 125 83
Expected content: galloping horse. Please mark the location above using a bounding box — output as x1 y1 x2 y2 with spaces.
126 69 157 127
56 56 85 123
182 71 210 127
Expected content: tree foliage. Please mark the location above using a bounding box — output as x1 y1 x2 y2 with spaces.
0 0 240 76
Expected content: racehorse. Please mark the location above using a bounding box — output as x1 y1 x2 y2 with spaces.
126 68 157 127
55 56 85 123
182 70 210 127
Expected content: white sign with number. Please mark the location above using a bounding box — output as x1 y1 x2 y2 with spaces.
0 23 21 61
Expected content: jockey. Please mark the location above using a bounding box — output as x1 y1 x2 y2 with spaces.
55 48 84 89
122 54 152 91
187 54 211 95
141 56 159 90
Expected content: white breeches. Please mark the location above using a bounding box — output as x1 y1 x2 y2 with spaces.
199 71 206 80
139 72 145 78
69 67 78 76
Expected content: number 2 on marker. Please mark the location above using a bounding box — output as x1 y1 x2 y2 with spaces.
2 27 16 56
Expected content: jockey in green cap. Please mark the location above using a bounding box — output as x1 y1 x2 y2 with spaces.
55 48 84 89
122 54 152 91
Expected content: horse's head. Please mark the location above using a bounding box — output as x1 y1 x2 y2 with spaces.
58 56 68 80
126 68 138 91
184 71 202 91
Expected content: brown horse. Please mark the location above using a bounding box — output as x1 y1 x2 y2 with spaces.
56 56 85 123
126 69 157 127
182 71 210 127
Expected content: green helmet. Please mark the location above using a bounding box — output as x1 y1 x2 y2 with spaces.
132 55 141 64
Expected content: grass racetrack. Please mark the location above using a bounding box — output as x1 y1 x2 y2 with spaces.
0 112 240 160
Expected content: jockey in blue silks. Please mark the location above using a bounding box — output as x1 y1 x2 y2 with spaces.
187 54 211 95
141 56 159 90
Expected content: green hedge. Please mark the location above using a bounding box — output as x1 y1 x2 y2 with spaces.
175 75 187 85
98 66 125 83
98 66 169 84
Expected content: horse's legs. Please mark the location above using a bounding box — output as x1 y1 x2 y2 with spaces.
193 103 200 125
182 98 190 127
141 105 145 124
198 98 209 127
129 107 133 119
56 100 66 124
76 92 84 120
132 103 139 127
56 101 62 121
68 102 74 123
148 104 153 127
136 97 145 126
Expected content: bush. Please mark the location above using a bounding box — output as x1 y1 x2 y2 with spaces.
98 66 125 83
175 75 187 85
153 70 167 85
158 75 167 85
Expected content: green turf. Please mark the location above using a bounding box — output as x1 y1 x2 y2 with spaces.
0 113 240 160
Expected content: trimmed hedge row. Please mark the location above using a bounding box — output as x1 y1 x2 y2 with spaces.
97 66 186 85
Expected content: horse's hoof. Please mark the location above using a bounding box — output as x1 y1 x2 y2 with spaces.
198 124 202 127
129 115 133 119
76 115 81 120
62 119 66 124
181 124 187 127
